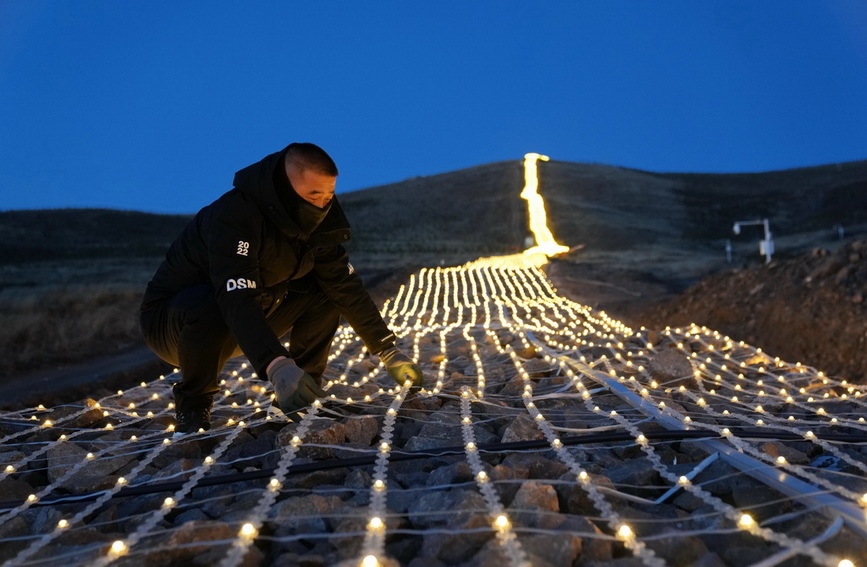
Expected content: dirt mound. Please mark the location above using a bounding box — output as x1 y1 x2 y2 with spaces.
636 239 867 382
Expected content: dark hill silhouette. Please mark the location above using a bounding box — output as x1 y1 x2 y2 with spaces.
3 158 865 268
338 158 867 268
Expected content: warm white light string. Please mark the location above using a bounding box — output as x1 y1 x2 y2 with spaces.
2 153 864 566
95 426 245 567
217 403 323 567
459 387 530 567
506 343 666 567
357 381 412 566
561 362 845 567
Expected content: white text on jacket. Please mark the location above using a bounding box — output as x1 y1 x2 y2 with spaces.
226 278 257 291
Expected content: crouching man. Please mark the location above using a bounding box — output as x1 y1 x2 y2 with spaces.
140 142 421 433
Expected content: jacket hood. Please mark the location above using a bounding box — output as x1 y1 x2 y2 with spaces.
232 147 350 239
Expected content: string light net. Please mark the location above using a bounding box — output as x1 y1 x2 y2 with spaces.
1 155 865 566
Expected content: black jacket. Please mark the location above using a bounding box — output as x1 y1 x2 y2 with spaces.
142 148 394 375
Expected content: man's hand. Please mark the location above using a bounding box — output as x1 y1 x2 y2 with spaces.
267 357 326 414
378 346 423 388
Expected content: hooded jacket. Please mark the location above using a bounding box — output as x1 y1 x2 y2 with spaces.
142 147 395 375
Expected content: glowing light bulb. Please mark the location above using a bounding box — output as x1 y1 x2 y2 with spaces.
616 524 634 540
240 523 257 539
494 514 510 531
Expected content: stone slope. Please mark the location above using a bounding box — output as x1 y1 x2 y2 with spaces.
637 239 867 383
1 264 864 566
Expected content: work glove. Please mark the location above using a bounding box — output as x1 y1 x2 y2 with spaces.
268 357 326 414
378 346 424 388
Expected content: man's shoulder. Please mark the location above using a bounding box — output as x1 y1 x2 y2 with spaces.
203 189 263 221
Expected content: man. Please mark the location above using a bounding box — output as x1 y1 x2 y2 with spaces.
140 142 422 433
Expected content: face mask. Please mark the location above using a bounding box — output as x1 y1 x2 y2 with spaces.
294 196 331 236
283 183 331 238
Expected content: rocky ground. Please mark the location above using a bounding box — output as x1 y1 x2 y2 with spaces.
544 238 867 385
634 239 867 384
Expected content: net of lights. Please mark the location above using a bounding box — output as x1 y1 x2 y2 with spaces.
0 154 863 566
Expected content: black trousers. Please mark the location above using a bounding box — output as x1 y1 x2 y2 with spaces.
140 279 340 413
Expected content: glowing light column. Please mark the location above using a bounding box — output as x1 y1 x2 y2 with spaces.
521 153 569 261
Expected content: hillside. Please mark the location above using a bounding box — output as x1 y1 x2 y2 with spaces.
339 158 867 285
0 209 191 264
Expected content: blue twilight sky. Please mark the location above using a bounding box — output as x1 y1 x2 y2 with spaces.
2 2 866 214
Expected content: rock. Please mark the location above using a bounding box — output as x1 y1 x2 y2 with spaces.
145 519 261 567
508 481 560 528
344 467 372 489
329 516 367 560
0 451 26 471
269 493 345 534
690 553 728 567
603 457 659 488
420 511 492 564
276 417 347 460
173 507 211 525
0 477 33 503
497 374 526 398
408 489 480 528
522 358 551 377
343 415 380 446
151 458 198 482
556 471 616 515
519 532 582 566
151 437 206 468
223 433 277 471
413 405 464 443
500 413 544 443
501 452 568 480
0 516 30 561
425 460 475 486
46 442 136 493
644 529 711 565
67 399 107 428
648 348 694 387
558 515 613 563
759 441 810 464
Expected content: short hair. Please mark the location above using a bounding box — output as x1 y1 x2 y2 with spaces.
284 142 339 177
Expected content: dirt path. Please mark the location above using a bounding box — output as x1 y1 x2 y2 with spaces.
0 345 173 410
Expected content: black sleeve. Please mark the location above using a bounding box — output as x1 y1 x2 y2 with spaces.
311 245 395 354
